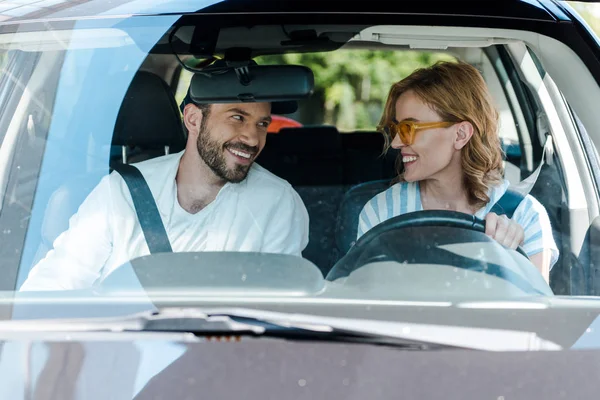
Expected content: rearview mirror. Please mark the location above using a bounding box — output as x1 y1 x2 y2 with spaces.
189 64 314 104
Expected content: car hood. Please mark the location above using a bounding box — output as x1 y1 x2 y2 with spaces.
1 330 600 400
1 298 600 399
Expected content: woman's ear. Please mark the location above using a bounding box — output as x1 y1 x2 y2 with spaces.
454 121 474 150
183 104 203 137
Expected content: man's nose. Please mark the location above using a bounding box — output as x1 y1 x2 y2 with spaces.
238 125 261 147
391 133 406 149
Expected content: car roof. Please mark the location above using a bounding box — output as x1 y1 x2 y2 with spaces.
0 0 570 26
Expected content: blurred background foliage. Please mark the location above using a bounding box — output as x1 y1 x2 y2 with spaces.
256 51 454 130
177 50 454 131
569 2 600 34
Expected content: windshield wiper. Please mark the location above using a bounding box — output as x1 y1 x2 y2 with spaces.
0 307 561 350
135 308 452 350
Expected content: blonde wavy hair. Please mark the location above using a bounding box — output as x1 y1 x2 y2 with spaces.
380 61 504 209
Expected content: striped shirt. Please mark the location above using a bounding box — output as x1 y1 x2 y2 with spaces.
357 179 559 269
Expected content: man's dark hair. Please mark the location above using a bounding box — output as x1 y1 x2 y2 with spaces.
182 103 211 136
197 103 211 133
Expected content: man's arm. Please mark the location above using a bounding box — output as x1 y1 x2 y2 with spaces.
260 185 309 257
20 175 115 291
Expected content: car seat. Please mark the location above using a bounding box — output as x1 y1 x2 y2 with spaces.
30 71 186 267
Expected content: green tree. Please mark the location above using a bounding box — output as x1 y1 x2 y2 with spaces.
569 2 600 35
176 50 455 130
257 50 454 130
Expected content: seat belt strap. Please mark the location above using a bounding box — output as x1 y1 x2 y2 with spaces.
113 163 173 254
511 134 553 197
491 134 553 219
490 188 524 219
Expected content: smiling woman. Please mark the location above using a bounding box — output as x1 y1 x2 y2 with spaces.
380 62 504 204
358 61 559 282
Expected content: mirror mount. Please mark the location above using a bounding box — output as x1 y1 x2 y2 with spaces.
171 26 313 115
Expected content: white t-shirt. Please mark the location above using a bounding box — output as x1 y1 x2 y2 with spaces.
358 180 559 269
21 151 309 291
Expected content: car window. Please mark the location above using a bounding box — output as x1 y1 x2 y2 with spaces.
0 16 183 289
0 11 600 320
508 42 600 294
478 50 522 185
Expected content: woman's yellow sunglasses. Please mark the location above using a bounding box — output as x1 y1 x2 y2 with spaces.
378 119 457 146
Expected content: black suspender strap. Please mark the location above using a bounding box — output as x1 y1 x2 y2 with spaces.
113 163 173 254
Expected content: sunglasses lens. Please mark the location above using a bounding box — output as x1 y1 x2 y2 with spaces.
399 122 413 144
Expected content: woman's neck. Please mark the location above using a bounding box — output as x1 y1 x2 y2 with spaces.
420 170 474 214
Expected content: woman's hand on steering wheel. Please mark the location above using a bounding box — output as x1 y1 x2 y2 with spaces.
484 212 525 251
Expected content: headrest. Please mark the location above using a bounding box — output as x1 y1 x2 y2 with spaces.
341 131 386 151
274 126 341 154
335 179 392 254
113 71 186 151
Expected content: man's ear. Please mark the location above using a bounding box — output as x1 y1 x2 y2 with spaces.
454 121 474 150
183 104 203 137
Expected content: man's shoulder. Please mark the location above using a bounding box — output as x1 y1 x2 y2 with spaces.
107 152 181 204
130 152 182 175
245 162 294 192
126 152 182 192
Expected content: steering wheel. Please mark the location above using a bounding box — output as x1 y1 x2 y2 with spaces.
327 210 531 282
355 210 528 258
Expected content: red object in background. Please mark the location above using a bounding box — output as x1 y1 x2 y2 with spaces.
268 115 303 133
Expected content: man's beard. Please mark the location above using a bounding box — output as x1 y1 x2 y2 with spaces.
196 125 258 183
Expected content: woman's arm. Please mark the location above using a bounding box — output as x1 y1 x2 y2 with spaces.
484 212 524 250
529 250 551 283
485 211 553 283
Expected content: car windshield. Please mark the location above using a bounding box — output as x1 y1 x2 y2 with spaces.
1 0 600 330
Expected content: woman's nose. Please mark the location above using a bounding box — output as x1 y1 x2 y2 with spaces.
391 133 406 149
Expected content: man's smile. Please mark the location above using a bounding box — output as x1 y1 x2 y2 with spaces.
225 146 257 165
228 148 252 159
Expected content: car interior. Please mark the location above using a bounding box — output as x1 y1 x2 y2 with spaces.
4 21 600 297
